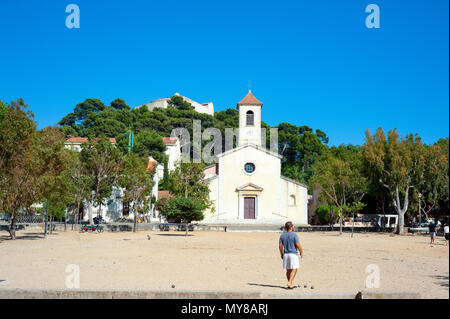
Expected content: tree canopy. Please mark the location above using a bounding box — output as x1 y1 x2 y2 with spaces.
0 100 73 238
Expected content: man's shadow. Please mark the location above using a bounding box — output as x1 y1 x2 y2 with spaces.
247 283 292 290
430 275 449 288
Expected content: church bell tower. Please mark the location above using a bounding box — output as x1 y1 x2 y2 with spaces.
237 90 263 146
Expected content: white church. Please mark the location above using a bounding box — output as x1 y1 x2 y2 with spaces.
201 91 309 225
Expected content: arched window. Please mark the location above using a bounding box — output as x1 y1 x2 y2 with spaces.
289 195 296 207
246 110 254 126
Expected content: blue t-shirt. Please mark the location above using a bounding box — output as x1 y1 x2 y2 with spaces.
279 232 299 254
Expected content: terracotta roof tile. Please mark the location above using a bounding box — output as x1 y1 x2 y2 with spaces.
65 137 116 143
237 90 263 108
146 160 157 173
203 164 217 176
158 190 174 199
162 137 178 144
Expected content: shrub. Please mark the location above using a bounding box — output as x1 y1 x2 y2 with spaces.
315 205 331 225
160 196 205 223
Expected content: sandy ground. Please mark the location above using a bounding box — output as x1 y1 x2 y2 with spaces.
0 229 448 298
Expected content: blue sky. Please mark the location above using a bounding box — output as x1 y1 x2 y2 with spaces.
0 0 448 146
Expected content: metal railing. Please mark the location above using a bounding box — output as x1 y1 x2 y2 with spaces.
0 215 45 224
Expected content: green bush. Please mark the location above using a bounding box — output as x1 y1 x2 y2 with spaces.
315 205 331 225
160 196 205 223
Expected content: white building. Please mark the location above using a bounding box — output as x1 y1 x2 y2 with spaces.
64 138 160 223
64 137 116 152
139 93 214 116
155 136 182 180
202 91 309 225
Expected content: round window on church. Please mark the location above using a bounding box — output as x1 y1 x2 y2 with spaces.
244 162 256 174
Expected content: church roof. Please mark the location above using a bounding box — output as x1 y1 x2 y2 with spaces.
237 90 263 108
216 143 283 160
280 176 309 189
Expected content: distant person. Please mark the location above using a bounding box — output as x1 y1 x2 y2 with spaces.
279 221 303 289
444 223 449 246
373 218 380 229
429 220 437 245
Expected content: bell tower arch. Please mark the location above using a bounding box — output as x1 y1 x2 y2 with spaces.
237 90 263 146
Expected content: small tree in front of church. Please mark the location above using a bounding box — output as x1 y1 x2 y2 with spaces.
161 162 213 235
162 196 205 236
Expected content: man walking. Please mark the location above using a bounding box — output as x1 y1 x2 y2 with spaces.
429 220 437 246
279 221 303 289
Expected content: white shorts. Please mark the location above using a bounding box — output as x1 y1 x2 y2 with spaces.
283 253 299 269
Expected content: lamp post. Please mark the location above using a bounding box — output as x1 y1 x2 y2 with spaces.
418 193 422 225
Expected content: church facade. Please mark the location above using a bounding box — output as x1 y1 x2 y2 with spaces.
202 91 308 224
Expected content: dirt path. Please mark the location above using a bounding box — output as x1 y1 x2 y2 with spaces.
0 230 448 298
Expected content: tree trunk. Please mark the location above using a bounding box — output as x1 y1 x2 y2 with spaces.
9 215 16 240
416 196 421 225
133 203 137 233
75 203 79 231
398 213 405 235
44 199 49 237
89 199 93 225
388 184 410 235
185 222 188 237
339 208 342 235
329 208 332 228
352 212 355 238
50 215 53 234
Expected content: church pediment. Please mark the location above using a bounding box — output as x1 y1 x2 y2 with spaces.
236 183 263 192
216 143 283 160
